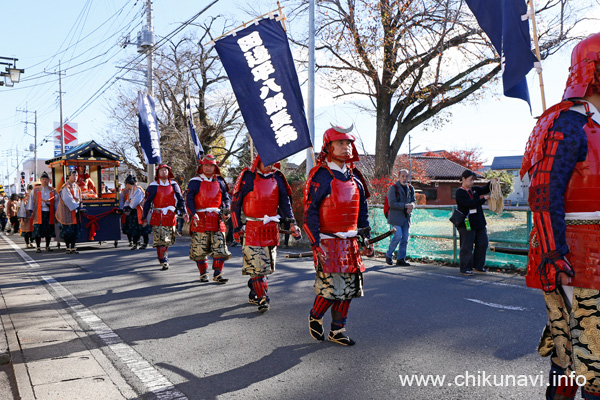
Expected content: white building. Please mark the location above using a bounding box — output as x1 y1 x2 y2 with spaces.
19 158 52 191
490 155 529 206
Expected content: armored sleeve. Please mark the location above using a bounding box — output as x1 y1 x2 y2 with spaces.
218 177 231 210
528 111 588 261
142 184 157 221
231 170 253 232
185 179 200 215
303 168 333 247
355 176 371 239
275 173 294 222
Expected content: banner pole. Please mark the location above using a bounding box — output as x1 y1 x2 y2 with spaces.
207 6 287 46
186 88 192 159
306 0 315 178
528 0 547 112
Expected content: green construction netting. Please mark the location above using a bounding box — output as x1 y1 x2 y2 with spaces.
369 206 529 270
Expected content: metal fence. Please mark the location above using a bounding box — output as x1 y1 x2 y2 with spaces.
369 205 531 270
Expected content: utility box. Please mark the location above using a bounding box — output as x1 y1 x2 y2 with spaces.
137 26 154 53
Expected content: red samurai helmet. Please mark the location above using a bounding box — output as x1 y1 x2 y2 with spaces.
155 163 174 181
250 154 281 174
316 124 360 165
197 154 221 176
563 32 600 100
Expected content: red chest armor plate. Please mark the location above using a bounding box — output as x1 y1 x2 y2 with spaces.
317 171 364 274
195 180 222 210
319 175 360 233
564 123 600 213
562 122 600 289
150 184 176 226
153 184 176 208
527 118 600 289
244 174 280 247
191 179 224 233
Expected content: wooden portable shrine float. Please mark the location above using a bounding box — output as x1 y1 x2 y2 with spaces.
46 140 123 247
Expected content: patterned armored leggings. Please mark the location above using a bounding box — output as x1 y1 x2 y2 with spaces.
541 288 600 394
313 267 363 301
189 231 231 261
152 225 176 247
242 245 276 277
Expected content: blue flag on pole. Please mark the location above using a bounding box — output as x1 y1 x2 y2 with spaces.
465 0 538 109
187 92 204 160
137 91 161 165
214 17 312 166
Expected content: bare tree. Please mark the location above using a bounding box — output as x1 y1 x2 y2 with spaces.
103 17 246 183
288 0 598 177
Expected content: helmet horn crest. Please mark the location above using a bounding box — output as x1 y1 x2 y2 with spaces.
329 123 354 134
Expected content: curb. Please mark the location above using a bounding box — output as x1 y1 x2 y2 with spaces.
0 317 10 365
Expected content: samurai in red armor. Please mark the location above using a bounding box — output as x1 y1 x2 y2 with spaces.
142 164 185 270
186 155 231 284
304 125 374 346
521 33 600 400
231 154 301 313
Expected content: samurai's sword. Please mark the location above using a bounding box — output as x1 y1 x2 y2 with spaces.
489 246 528 256
285 252 314 258
363 227 396 246
285 228 397 259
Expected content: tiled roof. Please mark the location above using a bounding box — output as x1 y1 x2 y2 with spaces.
412 156 482 179
296 154 481 180
491 155 523 170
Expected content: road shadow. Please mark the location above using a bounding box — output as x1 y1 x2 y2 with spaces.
155 343 322 399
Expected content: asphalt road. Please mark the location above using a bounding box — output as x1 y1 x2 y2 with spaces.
5 234 552 399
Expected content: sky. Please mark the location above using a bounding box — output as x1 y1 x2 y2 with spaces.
0 0 597 187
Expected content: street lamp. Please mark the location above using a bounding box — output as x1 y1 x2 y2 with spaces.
0 57 24 85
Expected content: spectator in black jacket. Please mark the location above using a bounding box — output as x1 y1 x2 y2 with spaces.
455 170 497 276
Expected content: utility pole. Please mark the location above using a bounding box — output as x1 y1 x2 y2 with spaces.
17 105 38 180
45 61 66 155
408 135 420 182
145 0 155 183
59 60 65 153
408 135 412 179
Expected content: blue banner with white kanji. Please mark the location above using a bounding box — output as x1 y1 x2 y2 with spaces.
137 91 161 165
466 0 538 110
214 17 312 166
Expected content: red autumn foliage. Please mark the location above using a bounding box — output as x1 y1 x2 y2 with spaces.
368 155 429 204
422 148 486 172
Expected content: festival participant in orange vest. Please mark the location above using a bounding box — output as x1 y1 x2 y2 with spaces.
76 165 97 198
26 172 59 253
303 125 374 346
521 33 600 400
56 170 82 254
142 163 185 270
122 175 151 250
231 154 301 312
186 154 231 283
18 184 35 248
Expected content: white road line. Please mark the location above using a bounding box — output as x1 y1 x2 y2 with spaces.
416 271 532 290
0 234 188 400
465 298 527 311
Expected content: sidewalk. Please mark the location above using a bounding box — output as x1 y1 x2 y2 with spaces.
0 232 137 399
